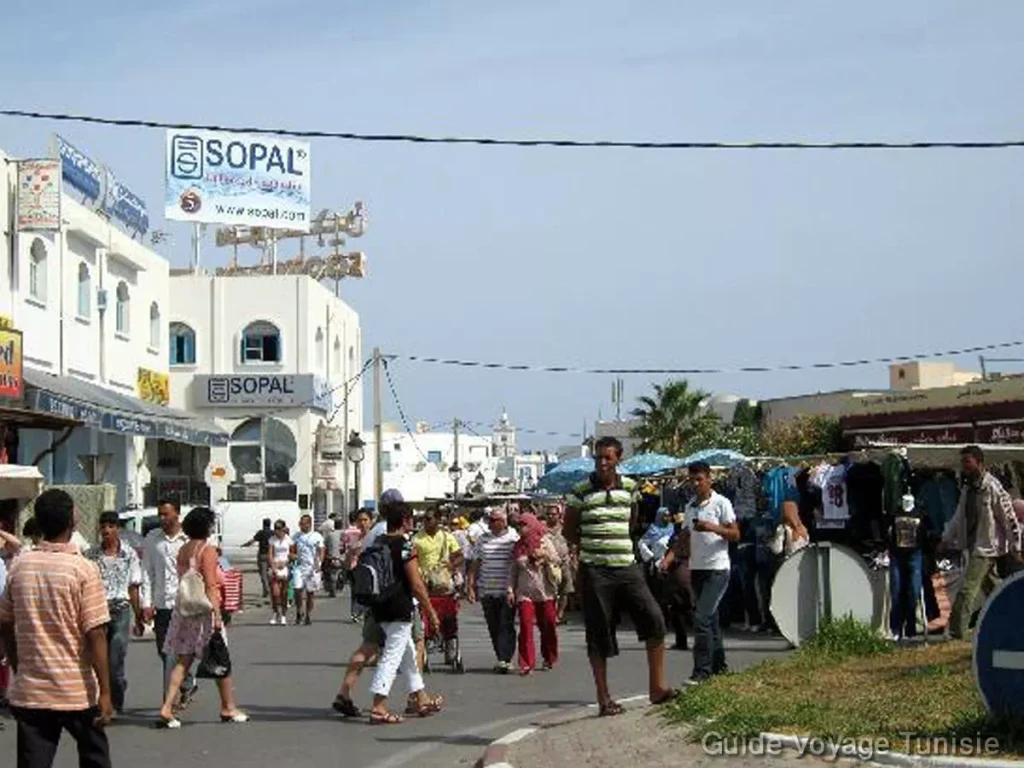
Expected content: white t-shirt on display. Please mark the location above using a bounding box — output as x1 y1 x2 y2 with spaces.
684 491 737 571
822 465 849 522
294 531 324 569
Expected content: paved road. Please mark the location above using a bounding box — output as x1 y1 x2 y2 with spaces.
0 593 791 768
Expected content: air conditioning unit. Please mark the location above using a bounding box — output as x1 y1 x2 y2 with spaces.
96 289 108 312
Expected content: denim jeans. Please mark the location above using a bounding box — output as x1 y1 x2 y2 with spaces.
691 569 730 679
888 550 923 638
106 603 132 712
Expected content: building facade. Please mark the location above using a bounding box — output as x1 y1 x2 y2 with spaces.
2 140 227 511
167 273 363 519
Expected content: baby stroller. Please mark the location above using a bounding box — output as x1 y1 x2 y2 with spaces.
422 595 464 674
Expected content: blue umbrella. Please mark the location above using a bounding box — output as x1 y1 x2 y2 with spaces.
619 452 685 477
533 456 594 496
681 448 747 468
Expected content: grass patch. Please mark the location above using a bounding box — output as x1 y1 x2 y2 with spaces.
665 617 1024 756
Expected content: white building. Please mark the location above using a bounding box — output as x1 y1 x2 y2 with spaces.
167 273 363 520
2 138 228 510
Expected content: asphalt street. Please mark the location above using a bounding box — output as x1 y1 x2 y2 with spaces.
0 590 791 768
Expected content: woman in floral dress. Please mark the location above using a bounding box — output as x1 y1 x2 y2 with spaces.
158 507 248 728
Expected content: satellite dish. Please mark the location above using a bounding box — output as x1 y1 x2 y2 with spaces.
770 543 883 647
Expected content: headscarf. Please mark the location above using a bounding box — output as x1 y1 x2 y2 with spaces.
1014 499 1024 524
514 513 546 559
643 507 674 544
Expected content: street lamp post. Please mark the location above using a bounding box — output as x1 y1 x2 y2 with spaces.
346 431 366 513
448 463 463 501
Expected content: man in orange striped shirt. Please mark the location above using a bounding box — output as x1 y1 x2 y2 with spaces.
0 489 113 768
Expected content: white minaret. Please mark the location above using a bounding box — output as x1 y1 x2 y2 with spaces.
492 409 517 458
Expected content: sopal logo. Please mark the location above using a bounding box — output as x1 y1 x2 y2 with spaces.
170 134 306 180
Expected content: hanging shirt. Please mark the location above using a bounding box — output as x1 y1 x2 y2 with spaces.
822 465 850 524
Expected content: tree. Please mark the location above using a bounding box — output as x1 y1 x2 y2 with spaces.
731 399 763 430
629 380 711 455
761 414 843 457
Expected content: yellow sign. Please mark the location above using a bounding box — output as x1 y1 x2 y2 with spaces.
137 367 170 406
0 315 13 330
0 328 24 401
847 377 1024 417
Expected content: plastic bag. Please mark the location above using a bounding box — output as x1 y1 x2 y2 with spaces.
197 630 232 680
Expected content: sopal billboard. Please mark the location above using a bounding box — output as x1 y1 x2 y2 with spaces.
165 129 311 231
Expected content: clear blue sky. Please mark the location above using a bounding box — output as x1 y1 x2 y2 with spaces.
3 1 1023 448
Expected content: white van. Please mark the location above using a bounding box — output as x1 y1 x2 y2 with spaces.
216 500 303 560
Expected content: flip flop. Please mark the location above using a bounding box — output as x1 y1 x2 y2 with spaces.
650 689 678 706
332 695 361 718
599 701 626 717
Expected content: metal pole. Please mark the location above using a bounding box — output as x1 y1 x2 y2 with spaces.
373 347 383 509
353 460 361 512
980 355 988 382
191 222 201 273
271 234 278 275
453 418 460 499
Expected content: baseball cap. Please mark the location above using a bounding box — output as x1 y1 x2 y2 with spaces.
381 488 404 505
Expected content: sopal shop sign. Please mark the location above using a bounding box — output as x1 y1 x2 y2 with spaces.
195 374 331 411
165 129 311 231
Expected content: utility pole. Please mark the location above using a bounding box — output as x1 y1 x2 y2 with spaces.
453 418 461 499
370 348 382 512
979 355 988 382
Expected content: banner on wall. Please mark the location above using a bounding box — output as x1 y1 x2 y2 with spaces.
137 367 170 406
16 159 61 231
164 129 311 230
0 329 24 402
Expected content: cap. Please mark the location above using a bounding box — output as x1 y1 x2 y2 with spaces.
381 488 404 505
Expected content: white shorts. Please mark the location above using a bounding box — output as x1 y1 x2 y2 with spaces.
292 566 321 592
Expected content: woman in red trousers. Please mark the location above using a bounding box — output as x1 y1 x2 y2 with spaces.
508 513 560 676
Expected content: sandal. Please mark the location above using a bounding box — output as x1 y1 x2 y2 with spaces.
332 695 361 718
411 694 445 716
599 701 626 717
369 710 403 725
650 689 678 706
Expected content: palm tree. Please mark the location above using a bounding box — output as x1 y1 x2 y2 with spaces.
630 379 713 455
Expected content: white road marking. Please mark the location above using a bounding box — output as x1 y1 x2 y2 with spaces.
993 650 1024 670
493 728 538 746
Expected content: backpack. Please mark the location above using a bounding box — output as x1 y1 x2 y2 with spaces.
351 540 398 604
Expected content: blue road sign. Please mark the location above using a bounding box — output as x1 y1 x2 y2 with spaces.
973 571 1024 715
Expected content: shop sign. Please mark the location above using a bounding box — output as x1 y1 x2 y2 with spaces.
0 329 24 402
849 425 975 448
137 367 170 406
16 159 61 231
211 466 227 478
315 461 337 481
0 316 13 330
164 129 311 231
195 374 331 411
849 379 1024 418
318 425 345 458
52 135 149 235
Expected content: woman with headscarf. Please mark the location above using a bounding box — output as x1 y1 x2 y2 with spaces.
641 508 691 651
508 513 560 675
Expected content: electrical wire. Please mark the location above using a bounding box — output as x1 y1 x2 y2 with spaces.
396 339 1024 376
3 108 1024 151
382 359 431 463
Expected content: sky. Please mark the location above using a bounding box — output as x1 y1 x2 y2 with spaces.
3 1 1024 449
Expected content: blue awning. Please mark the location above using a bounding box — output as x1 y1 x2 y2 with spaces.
24 369 229 447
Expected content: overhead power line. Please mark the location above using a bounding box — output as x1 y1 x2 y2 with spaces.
3 108 1023 151
382 360 431 464
396 339 1024 376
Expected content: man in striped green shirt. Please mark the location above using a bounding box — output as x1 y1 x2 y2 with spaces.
564 437 674 717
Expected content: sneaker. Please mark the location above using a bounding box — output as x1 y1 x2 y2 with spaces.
269 616 279 626
685 674 710 687
278 616 288 626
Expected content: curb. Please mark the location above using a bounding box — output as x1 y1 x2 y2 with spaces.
762 732 1023 768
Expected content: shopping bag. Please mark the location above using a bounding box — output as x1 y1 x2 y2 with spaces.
196 630 232 680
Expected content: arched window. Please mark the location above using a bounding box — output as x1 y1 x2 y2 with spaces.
315 327 325 371
229 417 297 483
149 302 161 349
115 281 130 334
240 321 281 363
29 238 47 302
169 322 196 365
77 263 91 318
333 337 341 374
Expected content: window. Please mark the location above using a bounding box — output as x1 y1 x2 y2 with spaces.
149 302 161 349
229 417 297 483
241 321 281 363
115 281 130 334
333 337 341 374
77 263 91 318
315 327 325 371
381 451 393 472
29 238 47 302
427 450 443 465
169 322 196 365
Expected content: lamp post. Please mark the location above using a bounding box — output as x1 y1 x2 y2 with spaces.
346 431 366 512
448 463 463 501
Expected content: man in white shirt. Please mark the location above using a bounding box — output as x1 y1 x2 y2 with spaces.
291 514 326 626
672 461 739 685
141 500 195 709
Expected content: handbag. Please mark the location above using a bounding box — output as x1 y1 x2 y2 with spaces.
424 534 454 595
177 543 214 618
196 630 232 679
